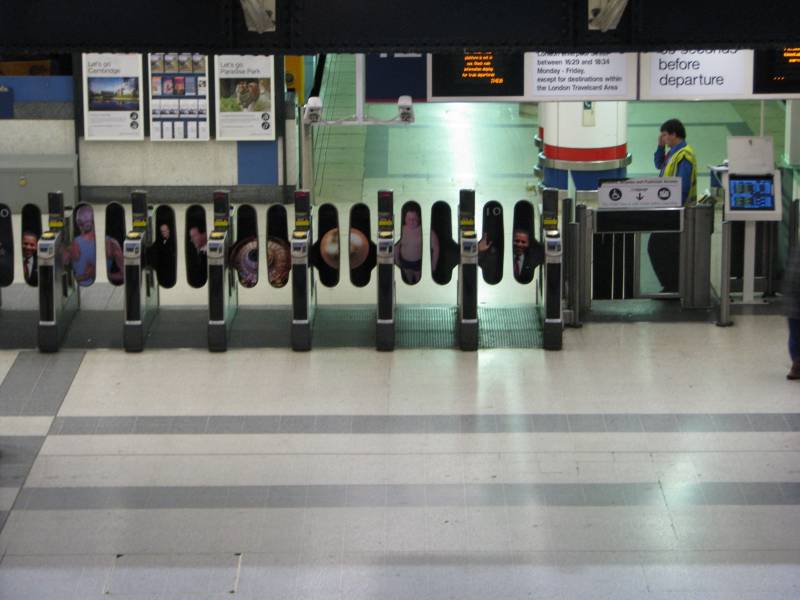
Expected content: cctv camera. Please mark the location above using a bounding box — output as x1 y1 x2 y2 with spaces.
303 96 323 125
397 95 414 124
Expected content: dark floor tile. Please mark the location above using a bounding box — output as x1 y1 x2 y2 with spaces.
315 415 353 433
662 483 706 507
306 485 347 507
352 415 389 434
567 414 607 432
267 485 307 508
425 415 461 433
387 484 427 507
676 414 716 432
711 414 753 432
425 484 466 507
240 415 280 434
623 483 665 507
95 416 138 435
640 414 679 433
582 484 627 506
748 414 790 432
460 415 497 433
133 416 173 434
504 484 547 506
387 415 427 434
543 484 585 506
169 416 209 434
700 482 745 505
465 484 506 506
495 415 533 433
603 414 644 432
739 482 790 505
278 415 316 434
206 416 245 434
346 485 387 507
531 414 569 433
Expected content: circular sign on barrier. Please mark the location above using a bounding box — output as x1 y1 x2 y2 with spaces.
658 187 672 200
609 188 623 201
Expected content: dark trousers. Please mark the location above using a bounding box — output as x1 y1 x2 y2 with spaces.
647 232 680 293
790 318 800 362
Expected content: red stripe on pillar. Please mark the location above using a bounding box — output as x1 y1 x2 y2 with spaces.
543 143 627 161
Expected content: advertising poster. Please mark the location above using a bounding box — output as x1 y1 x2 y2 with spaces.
149 52 210 141
529 53 637 101
214 55 276 141
82 53 144 141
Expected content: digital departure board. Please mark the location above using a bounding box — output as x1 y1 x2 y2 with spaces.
430 51 525 99
728 175 775 211
753 48 800 94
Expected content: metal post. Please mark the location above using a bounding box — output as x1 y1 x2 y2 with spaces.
576 205 593 314
790 199 799 251
717 220 734 326
355 54 366 122
300 122 314 195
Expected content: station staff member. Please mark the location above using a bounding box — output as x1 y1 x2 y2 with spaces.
647 118 697 293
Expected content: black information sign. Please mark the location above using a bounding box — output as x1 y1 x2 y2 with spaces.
753 48 800 94
431 51 525 98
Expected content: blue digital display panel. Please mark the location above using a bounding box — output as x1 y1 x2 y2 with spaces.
729 175 775 211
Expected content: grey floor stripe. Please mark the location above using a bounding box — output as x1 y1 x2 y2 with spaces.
0 352 85 537
47 412 799 435
12 482 800 511
0 351 85 416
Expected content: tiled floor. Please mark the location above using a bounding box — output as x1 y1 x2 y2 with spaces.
0 312 799 599
0 55 798 599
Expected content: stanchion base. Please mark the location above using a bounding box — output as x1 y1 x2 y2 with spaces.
376 322 395 352
543 321 563 351
37 325 60 353
459 321 478 352
123 324 145 353
716 320 734 328
208 323 228 352
292 323 312 352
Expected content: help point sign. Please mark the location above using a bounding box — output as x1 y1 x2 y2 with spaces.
640 50 753 100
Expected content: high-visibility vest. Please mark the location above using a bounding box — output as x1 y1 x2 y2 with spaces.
663 144 698 203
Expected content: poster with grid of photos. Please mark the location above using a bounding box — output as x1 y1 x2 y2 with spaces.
82 53 144 141
149 52 210 141
214 55 275 141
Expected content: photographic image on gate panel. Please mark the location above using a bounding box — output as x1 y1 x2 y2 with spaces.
311 204 340 288
231 204 259 288
266 205 290 288
430 201 459 285
0 204 14 287
395 201 423 285
21 204 42 287
478 201 504 285
185 204 208 288
68 204 97 287
511 200 544 285
87 77 139 111
218 78 272 113
349 203 376 287
154 205 177 288
105 202 126 286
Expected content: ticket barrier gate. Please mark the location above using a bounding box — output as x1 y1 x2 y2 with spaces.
376 190 396 351
564 193 713 317
123 191 159 352
37 191 78 352
457 190 479 351
207 191 238 351
291 190 314 351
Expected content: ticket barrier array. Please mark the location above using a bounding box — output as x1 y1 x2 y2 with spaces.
37 192 78 352
562 192 714 321
4 188 564 352
123 192 159 352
